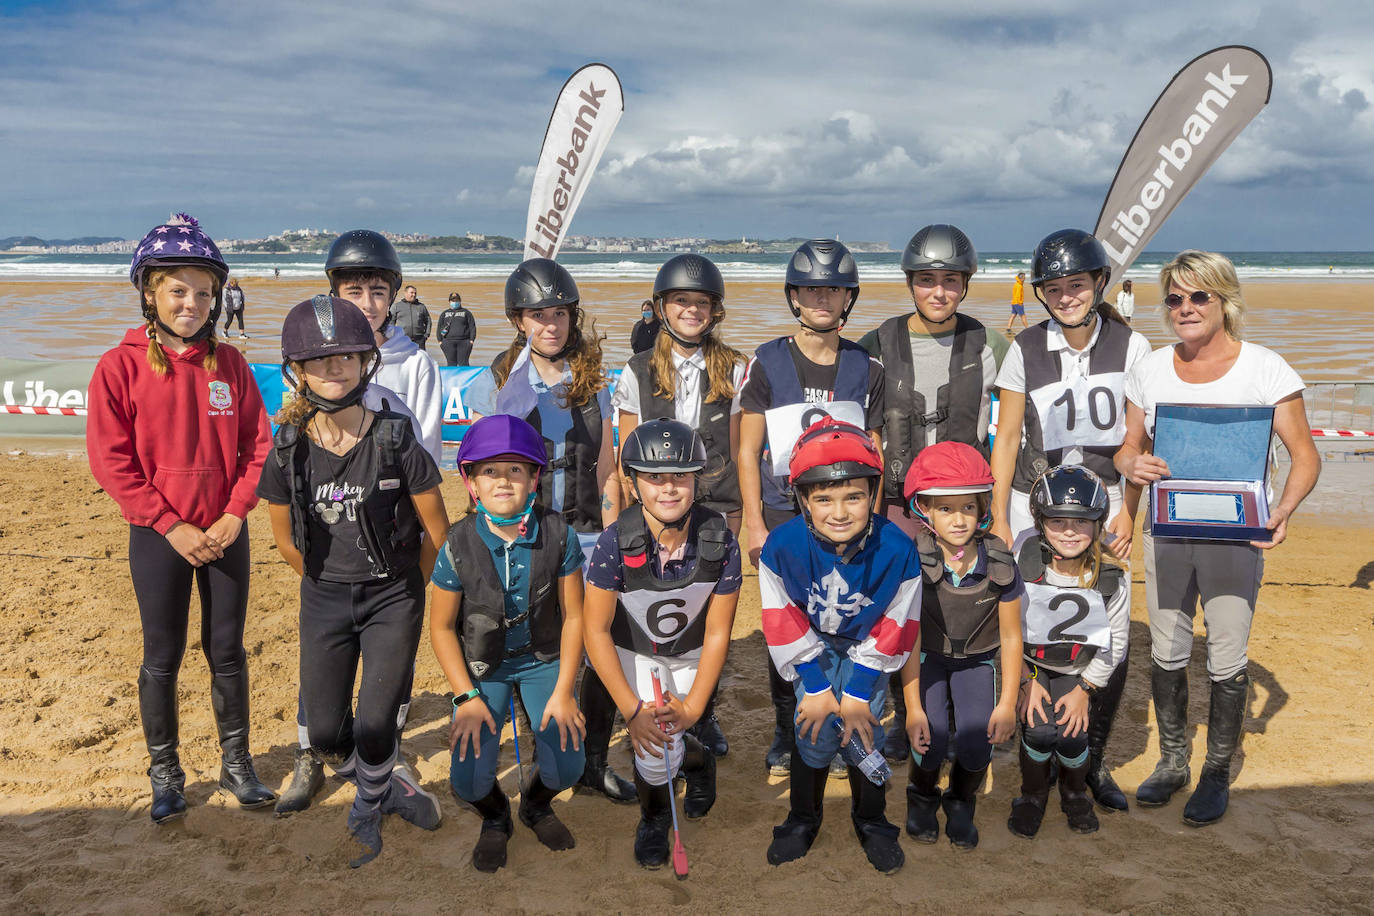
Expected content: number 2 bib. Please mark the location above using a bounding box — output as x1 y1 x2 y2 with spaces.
1020 580 1111 651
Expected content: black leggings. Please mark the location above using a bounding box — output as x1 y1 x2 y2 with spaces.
1021 669 1089 761
128 524 249 680
441 339 473 367
223 309 244 332
299 568 425 768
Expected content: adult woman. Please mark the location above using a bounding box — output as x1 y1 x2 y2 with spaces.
1115 250 1319 827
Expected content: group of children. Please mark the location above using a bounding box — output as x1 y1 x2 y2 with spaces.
89 212 1231 876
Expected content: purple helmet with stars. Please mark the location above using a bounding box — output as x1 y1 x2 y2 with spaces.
129 213 229 292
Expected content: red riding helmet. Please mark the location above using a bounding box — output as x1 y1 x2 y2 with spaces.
904 441 994 501
788 417 882 488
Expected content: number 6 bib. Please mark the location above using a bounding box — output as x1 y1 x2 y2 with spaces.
618 581 716 655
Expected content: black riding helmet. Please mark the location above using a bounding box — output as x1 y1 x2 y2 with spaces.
280 295 381 413
1029 465 1110 528
902 224 978 314
325 230 403 297
504 257 582 361
621 418 708 528
1030 229 1110 328
652 254 726 349
784 239 860 332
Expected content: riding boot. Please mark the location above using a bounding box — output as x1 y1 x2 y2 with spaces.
766 660 797 777
139 666 186 825
576 667 635 802
518 767 575 850
682 733 717 819
1058 756 1100 834
470 784 513 873
767 758 827 865
1183 670 1248 827
1136 663 1191 807
941 762 985 849
688 687 729 757
882 673 910 762
1007 741 1052 839
848 766 903 874
904 762 941 843
633 771 672 869
1085 656 1130 812
274 746 326 816
211 669 277 809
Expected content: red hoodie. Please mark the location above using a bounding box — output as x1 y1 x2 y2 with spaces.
87 328 271 535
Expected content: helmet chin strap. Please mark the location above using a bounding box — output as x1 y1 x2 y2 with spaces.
631 475 693 531
1036 272 1105 329
788 288 853 334
799 481 877 562
653 298 713 350
148 302 222 345
464 471 540 537
285 354 380 414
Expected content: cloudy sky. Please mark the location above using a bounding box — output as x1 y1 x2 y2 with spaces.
1 0 1370 249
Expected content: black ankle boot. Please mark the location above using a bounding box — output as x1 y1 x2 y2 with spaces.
1136 664 1191 808
577 667 635 802
767 758 827 865
682 734 717 819
275 746 326 817
882 674 910 762
1008 741 1052 839
766 661 797 777
519 767 575 850
849 766 903 874
211 670 276 809
904 763 941 843
139 667 186 825
1058 756 1100 834
633 772 672 869
1183 670 1248 827
1086 658 1130 812
942 763 985 849
470 785 513 873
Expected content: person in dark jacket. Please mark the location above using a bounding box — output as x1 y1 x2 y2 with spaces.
437 291 477 366
630 300 661 354
390 285 432 349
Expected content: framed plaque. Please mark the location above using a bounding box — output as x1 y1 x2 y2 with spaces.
1150 404 1274 541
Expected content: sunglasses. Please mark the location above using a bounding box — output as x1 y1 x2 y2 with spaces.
1165 290 1213 309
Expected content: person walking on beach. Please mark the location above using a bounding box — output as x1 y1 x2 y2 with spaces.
87 213 276 825
391 285 432 349
1115 250 1319 827
1005 271 1029 333
437 291 477 366
630 300 661 354
222 277 248 339
258 296 450 867
1116 279 1135 326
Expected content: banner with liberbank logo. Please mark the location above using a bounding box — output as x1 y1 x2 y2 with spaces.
1095 46 1272 280
523 63 625 261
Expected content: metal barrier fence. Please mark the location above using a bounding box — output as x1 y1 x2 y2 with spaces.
1305 382 1374 439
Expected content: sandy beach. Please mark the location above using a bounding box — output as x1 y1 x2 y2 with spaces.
1 278 1372 913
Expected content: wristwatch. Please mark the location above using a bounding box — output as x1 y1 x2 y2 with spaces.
1080 679 1101 698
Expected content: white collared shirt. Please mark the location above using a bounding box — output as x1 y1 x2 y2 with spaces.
612 349 745 428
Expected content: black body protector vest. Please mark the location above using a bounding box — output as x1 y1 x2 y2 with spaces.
1015 539 1122 669
627 349 741 514
1012 318 1132 491
916 530 1016 658
524 390 604 534
876 312 989 503
609 505 730 657
444 506 569 679
273 409 422 579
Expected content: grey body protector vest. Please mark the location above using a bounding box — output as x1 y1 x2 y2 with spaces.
609 504 731 657
1015 539 1122 669
627 349 741 514
875 312 989 503
1013 318 1132 491
445 506 569 678
915 530 1016 658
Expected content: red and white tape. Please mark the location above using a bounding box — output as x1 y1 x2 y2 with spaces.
1311 428 1374 438
3 405 86 416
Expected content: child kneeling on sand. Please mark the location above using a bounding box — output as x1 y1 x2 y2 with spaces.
430 414 588 873
760 418 922 874
582 419 742 869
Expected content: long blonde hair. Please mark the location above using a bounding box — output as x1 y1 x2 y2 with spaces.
648 295 743 403
494 306 607 408
141 267 220 376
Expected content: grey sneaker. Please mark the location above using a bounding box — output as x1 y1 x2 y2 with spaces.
380 767 442 830
347 806 383 868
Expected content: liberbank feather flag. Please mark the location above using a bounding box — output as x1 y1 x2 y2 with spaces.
1095 46 1272 280
523 63 624 261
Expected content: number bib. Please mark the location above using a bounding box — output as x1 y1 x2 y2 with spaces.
1020 581 1111 650
618 580 717 650
764 400 865 475
1027 371 1125 453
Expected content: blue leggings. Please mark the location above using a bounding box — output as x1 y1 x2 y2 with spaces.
449 653 586 801
913 650 998 772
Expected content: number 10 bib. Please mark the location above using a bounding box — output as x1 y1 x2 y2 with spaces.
1027 370 1126 453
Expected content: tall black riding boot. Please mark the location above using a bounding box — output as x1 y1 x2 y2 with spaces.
766 659 798 777
942 762 986 849
139 666 186 825
633 771 672 869
211 669 277 809
1183 669 1248 827
1086 656 1130 812
767 758 827 865
682 733 717 819
470 784 513 873
1059 756 1100 834
1136 663 1191 807
849 766 903 874
882 673 910 762
519 767 575 850
904 762 941 842
1007 741 1052 839
576 667 635 802
688 686 729 757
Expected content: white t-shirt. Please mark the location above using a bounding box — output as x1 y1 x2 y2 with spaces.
1116 291 1135 319
611 350 745 427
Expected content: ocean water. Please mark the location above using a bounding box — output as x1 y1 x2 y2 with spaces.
1 250 1372 281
